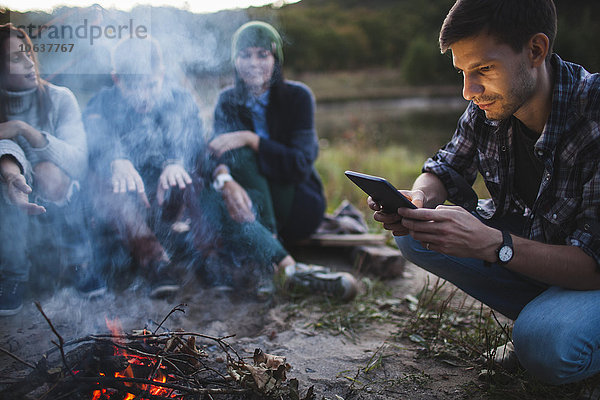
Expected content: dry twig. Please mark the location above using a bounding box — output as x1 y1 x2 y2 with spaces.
0 346 35 370
34 301 75 379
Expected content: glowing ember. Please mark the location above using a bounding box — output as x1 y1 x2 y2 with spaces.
89 319 177 399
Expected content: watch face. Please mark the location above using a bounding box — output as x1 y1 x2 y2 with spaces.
499 245 513 262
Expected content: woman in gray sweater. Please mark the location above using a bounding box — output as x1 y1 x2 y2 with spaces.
0 23 100 316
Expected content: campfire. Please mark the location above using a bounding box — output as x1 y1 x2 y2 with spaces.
0 304 314 400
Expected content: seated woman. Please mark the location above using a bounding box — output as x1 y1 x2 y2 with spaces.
210 21 325 245
209 21 356 299
0 24 100 316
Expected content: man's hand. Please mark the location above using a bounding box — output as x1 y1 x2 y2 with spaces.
220 179 255 223
4 173 46 215
156 163 192 206
397 205 500 260
369 189 425 236
110 159 150 208
209 131 259 157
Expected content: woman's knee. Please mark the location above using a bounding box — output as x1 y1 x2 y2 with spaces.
33 161 71 202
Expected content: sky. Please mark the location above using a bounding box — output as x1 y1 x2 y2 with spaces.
0 0 300 14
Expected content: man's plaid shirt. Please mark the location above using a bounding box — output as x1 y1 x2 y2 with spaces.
423 54 600 266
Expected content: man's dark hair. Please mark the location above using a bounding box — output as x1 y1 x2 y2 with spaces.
439 0 557 59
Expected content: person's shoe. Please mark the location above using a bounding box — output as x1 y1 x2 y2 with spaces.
483 342 519 372
148 261 181 299
256 277 276 299
0 280 25 317
279 263 359 301
71 265 107 299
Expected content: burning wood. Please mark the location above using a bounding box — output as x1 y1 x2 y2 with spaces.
0 304 314 400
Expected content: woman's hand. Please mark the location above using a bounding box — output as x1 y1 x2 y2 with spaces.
157 163 192 206
0 121 23 140
220 179 255 223
110 159 150 208
209 131 259 157
369 189 425 236
3 172 46 215
0 121 47 147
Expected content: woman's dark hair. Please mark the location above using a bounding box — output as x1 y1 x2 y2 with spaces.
439 0 557 60
0 23 50 125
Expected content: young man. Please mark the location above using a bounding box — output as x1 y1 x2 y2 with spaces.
370 0 600 385
84 37 200 297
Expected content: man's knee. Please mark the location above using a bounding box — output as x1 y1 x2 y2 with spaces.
395 235 426 265
33 161 71 202
513 307 594 385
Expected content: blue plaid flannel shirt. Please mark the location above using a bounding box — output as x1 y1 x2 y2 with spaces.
423 54 600 266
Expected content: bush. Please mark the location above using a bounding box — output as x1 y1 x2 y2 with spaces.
401 36 454 85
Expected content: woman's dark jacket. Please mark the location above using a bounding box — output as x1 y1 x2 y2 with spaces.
213 80 325 240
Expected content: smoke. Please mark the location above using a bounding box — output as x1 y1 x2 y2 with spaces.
2 3 289 313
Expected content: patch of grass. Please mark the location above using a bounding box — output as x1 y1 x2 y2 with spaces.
280 277 398 339
316 141 491 228
288 68 461 102
396 371 432 388
398 277 600 400
316 143 423 227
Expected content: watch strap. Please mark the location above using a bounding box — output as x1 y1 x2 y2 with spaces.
497 229 514 264
502 230 513 247
486 229 513 267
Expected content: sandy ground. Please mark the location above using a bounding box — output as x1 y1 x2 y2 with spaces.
0 246 494 400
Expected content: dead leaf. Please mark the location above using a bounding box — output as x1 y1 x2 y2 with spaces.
245 364 270 390
253 348 290 370
164 337 179 352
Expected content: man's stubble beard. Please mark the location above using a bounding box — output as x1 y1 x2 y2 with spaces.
484 61 536 121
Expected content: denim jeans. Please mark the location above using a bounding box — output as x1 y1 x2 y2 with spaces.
395 234 600 385
225 147 325 244
0 198 30 282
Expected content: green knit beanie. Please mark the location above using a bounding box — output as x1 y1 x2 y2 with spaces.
231 21 284 64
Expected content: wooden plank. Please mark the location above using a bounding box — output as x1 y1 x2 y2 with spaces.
302 233 388 247
353 245 406 279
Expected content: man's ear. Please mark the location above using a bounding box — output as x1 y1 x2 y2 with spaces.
528 33 550 67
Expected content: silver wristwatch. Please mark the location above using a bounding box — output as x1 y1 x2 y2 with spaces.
497 230 514 264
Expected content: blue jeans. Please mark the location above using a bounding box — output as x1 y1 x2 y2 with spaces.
0 185 92 288
0 198 30 282
396 235 600 385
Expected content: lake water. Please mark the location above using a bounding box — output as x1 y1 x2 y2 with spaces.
316 95 468 156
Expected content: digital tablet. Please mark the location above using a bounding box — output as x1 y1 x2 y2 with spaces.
345 170 417 213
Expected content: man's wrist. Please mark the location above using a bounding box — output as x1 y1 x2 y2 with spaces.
412 173 448 208
496 230 514 264
484 228 505 264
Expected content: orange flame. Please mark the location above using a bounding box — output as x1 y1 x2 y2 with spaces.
89 318 177 399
